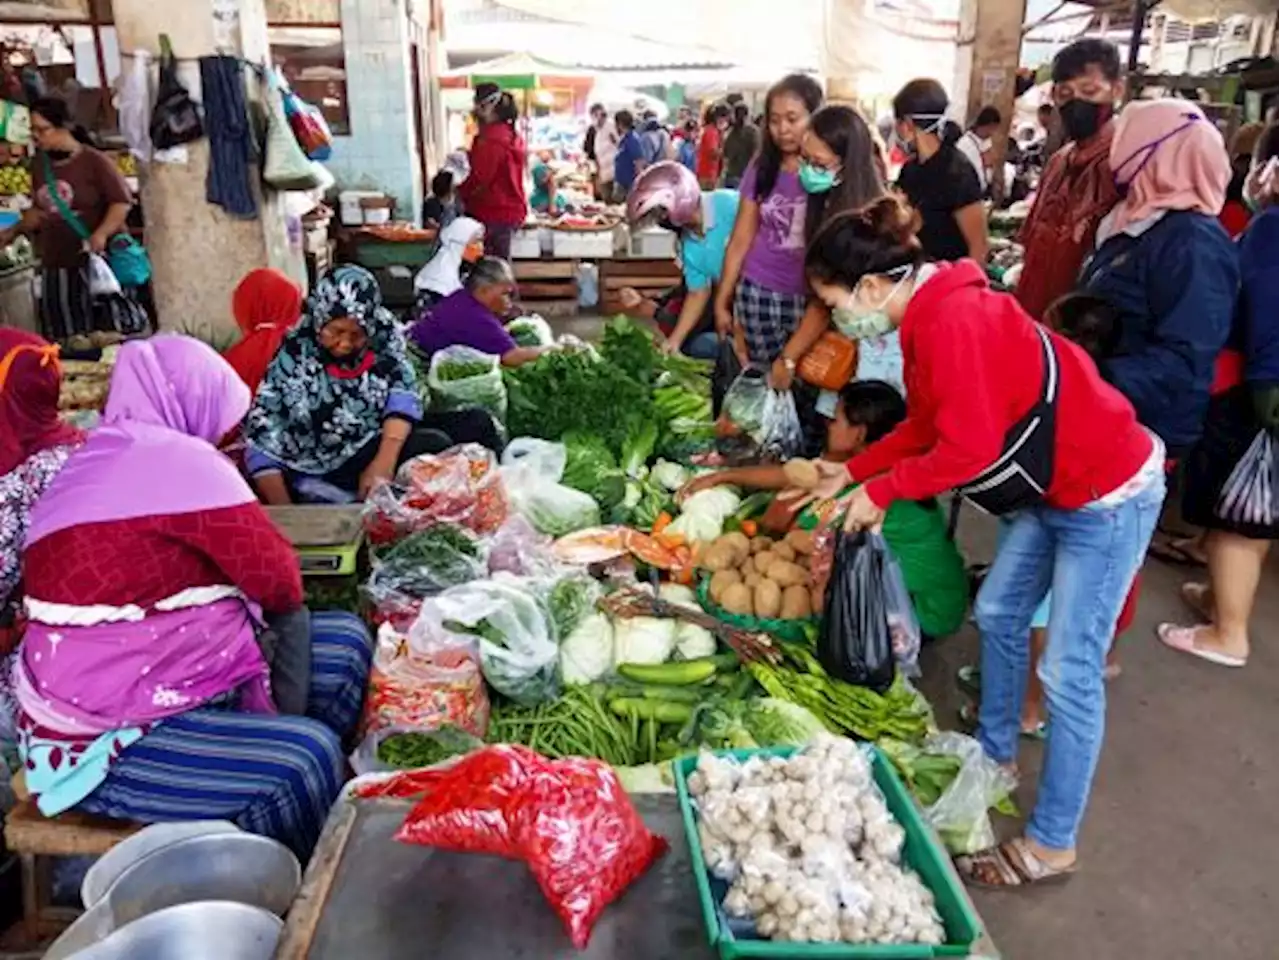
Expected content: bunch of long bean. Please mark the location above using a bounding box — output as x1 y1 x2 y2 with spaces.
486 685 641 767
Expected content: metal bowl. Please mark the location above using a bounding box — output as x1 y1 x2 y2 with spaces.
63 901 282 960
80 821 241 909
45 833 300 960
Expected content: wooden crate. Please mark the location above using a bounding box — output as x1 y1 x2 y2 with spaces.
513 259 579 316
599 258 681 315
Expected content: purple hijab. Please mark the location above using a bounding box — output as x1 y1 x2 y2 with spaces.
17 335 274 737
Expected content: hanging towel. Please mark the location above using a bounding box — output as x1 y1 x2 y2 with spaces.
200 56 257 219
116 52 153 162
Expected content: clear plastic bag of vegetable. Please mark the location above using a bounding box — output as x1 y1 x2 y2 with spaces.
506 314 554 347
916 732 1017 855
349 723 484 776
501 439 601 537
360 623 490 738
817 531 897 694
426 344 508 422
720 368 803 462
367 523 488 600
422 575 560 705
487 515 558 578
363 444 508 543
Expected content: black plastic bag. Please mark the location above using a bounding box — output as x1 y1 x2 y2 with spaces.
711 337 742 419
818 531 896 693
151 46 204 150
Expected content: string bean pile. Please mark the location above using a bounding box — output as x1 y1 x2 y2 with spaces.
486 685 641 767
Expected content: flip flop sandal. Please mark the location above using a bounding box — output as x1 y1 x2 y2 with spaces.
1157 623 1246 668
956 664 981 697
958 702 1046 740
957 837 1077 890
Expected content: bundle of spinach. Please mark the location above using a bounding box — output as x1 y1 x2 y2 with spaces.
503 348 653 456
368 523 486 597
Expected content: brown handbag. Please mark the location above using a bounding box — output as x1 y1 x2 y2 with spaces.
797 330 858 391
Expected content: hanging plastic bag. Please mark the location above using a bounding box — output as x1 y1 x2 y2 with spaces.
150 40 203 150
85 253 122 298
711 337 742 419
1216 430 1278 528
915 732 1017 855
115 53 153 161
501 440 601 537
719 368 803 463
425 345 507 424
282 86 333 161
262 68 320 191
360 623 490 738
421 575 560 705
817 531 896 693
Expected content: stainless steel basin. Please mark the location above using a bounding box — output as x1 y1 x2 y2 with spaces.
80 821 241 909
44 833 300 960
62 901 282 960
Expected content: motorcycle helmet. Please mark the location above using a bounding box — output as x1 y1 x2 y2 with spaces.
626 161 701 229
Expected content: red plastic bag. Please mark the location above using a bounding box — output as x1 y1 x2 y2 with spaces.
520 757 669 948
395 747 667 947
363 444 509 544
394 744 542 858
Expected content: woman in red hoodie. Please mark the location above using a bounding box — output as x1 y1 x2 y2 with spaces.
798 197 1164 886
458 84 527 260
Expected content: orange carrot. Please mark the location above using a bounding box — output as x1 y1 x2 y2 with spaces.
651 512 673 535
740 520 758 537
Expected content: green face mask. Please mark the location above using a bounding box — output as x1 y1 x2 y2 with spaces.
798 160 839 194
831 271 910 341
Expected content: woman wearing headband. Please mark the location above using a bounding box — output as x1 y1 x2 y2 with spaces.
1081 98 1237 462
891 78 989 264
458 83 527 260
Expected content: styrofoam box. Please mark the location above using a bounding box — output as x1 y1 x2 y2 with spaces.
629 227 676 258
551 230 614 259
510 229 543 259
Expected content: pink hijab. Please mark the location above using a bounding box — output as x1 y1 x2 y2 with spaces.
18 335 273 738
26 335 255 544
1104 98 1231 241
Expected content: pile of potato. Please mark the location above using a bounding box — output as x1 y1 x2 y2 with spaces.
701 529 820 620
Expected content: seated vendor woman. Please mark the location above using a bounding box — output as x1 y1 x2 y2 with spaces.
16 335 372 858
408 256 548 368
246 264 500 505
679 380 967 638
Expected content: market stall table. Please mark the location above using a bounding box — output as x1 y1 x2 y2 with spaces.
274 793 715 960
274 792 999 959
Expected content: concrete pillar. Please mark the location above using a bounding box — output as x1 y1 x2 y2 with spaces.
323 0 424 222
951 0 1028 199
113 0 301 345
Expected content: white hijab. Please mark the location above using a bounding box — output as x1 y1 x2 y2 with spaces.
414 216 484 296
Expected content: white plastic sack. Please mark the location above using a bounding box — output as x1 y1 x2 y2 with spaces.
500 440 600 537
115 52 153 162
86 253 121 298
418 575 560 705
426 345 507 423
263 69 320 191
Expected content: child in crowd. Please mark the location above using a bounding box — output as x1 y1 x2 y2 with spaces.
421 170 459 230
679 380 968 639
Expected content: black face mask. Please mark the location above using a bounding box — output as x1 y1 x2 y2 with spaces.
1057 100 1112 144
45 149 71 162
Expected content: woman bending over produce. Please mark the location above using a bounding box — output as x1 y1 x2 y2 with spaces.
797 196 1163 887
679 380 966 638
246 264 499 505
409 256 548 369
16 335 372 858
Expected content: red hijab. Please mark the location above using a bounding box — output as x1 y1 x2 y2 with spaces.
0 329 83 475
223 268 303 393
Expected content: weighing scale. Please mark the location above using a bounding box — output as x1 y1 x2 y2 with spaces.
266 505 366 576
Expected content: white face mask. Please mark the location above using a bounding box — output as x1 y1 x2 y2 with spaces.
975 136 993 152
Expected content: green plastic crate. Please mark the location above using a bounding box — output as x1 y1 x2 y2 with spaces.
351 238 438 270
674 746 983 959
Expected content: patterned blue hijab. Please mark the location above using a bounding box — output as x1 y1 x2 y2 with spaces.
244 265 417 475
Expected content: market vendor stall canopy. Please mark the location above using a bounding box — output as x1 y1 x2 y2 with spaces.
442 52 595 92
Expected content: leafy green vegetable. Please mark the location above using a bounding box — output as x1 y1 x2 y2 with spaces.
433 358 495 381
506 315 553 347
546 574 602 639
376 725 482 769
599 315 662 386
620 419 659 478
368 523 485 597
503 348 654 457
560 432 627 514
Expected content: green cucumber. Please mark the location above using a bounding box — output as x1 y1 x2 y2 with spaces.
617 660 717 686
609 698 695 724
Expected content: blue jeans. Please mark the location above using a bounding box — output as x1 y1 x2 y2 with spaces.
974 476 1164 850
682 331 719 360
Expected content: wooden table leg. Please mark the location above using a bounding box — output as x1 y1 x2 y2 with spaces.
19 854 38 944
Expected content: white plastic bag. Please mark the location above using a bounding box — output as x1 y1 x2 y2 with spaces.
115 51 153 162
425 344 507 423
263 68 320 191
419 575 560 705
501 439 600 537
1216 430 1277 528
721 368 804 462
86 253 122 298
918 732 1017 855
